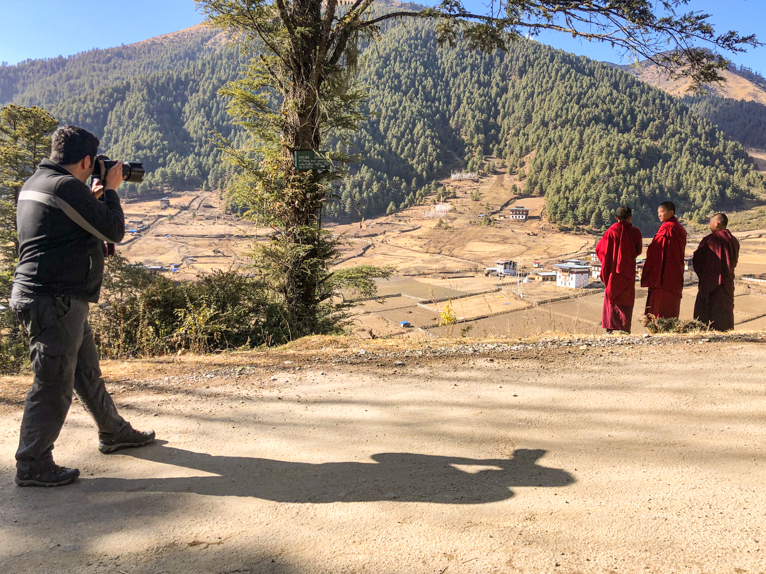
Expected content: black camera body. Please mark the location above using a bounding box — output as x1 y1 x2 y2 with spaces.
92 154 145 184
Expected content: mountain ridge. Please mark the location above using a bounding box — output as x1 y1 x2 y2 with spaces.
609 59 766 105
1 16 764 231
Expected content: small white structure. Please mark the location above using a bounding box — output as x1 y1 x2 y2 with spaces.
590 251 599 262
533 261 542 268
509 205 529 220
424 203 452 218
554 264 591 289
590 263 602 280
485 259 517 277
531 271 557 282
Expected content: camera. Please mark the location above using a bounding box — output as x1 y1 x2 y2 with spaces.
92 154 145 184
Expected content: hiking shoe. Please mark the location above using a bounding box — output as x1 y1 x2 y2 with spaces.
99 428 156 454
15 465 80 487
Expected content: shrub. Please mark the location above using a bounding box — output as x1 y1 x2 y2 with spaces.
91 254 285 358
643 316 709 334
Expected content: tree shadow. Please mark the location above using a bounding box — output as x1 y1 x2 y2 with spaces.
82 442 575 504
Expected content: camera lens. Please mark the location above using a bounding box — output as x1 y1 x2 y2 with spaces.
123 162 145 183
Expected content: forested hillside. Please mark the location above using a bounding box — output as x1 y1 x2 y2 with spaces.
1 16 763 231
329 21 763 230
0 25 244 194
0 25 221 106
683 96 766 150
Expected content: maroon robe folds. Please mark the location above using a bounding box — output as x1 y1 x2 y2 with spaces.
693 229 740 331
641 216 687 318
596 221 643 332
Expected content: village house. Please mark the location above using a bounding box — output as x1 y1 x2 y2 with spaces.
554 263 591 289
485 259 517 277
564 259 591 267
530 271 557 282
508 206 529 221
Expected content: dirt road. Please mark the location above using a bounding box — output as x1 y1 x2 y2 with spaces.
1 335 766 573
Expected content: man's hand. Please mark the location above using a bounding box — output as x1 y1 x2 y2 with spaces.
104 160 124 191
91 179 105 200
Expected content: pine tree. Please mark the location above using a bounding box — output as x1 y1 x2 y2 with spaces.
0 104 59 373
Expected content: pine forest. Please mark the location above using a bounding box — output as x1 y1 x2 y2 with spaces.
1 17 764 233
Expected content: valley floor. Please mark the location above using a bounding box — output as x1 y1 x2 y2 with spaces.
1 335 766 573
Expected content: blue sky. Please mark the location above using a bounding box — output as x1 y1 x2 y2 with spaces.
0 0 763 74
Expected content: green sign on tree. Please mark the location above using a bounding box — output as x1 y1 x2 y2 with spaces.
294 150 332 171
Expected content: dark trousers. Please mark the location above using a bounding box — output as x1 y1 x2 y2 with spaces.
11 293 128 474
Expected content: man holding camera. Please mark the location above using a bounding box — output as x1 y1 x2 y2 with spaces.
10 126 154 487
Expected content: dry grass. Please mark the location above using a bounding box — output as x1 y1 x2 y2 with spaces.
631 65 766 105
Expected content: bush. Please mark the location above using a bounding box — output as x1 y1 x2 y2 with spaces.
643 316 709 334
91 254 287 358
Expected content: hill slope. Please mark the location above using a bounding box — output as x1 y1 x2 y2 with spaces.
0 25 223 107
329 23 763 230
617 61 766 105
1 19 763 231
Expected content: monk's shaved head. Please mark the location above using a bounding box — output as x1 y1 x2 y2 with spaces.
657 201 676 223
616 206 632 221
710 213 728 232
659 201 676 213
712 213 728 228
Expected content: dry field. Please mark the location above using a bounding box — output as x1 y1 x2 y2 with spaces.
118 191 264 280
116 154 766 339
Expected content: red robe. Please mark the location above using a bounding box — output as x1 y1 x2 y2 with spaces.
596 221 643 332
641 217 687 318
693 229 739 331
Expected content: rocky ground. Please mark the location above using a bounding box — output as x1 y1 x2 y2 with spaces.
1 333 766 574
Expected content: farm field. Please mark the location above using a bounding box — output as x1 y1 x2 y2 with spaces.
118 191 264 280
115 152 766 338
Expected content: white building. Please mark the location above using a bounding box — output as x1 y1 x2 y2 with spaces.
554 264 591 289
485 259 517 277
564 259 590 267
531 271 557 282
509 206 529 220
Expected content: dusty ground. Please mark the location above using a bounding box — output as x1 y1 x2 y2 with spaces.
2 334 766 574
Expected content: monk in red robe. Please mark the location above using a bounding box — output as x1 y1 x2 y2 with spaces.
596 206 643 333
693 213 740 331
641 201 687 318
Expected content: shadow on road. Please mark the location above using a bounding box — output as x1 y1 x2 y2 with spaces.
81 442 575 504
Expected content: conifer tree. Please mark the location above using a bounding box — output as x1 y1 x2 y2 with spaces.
0 104 59 373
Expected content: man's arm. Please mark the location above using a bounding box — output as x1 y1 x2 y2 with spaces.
55 178 125 243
